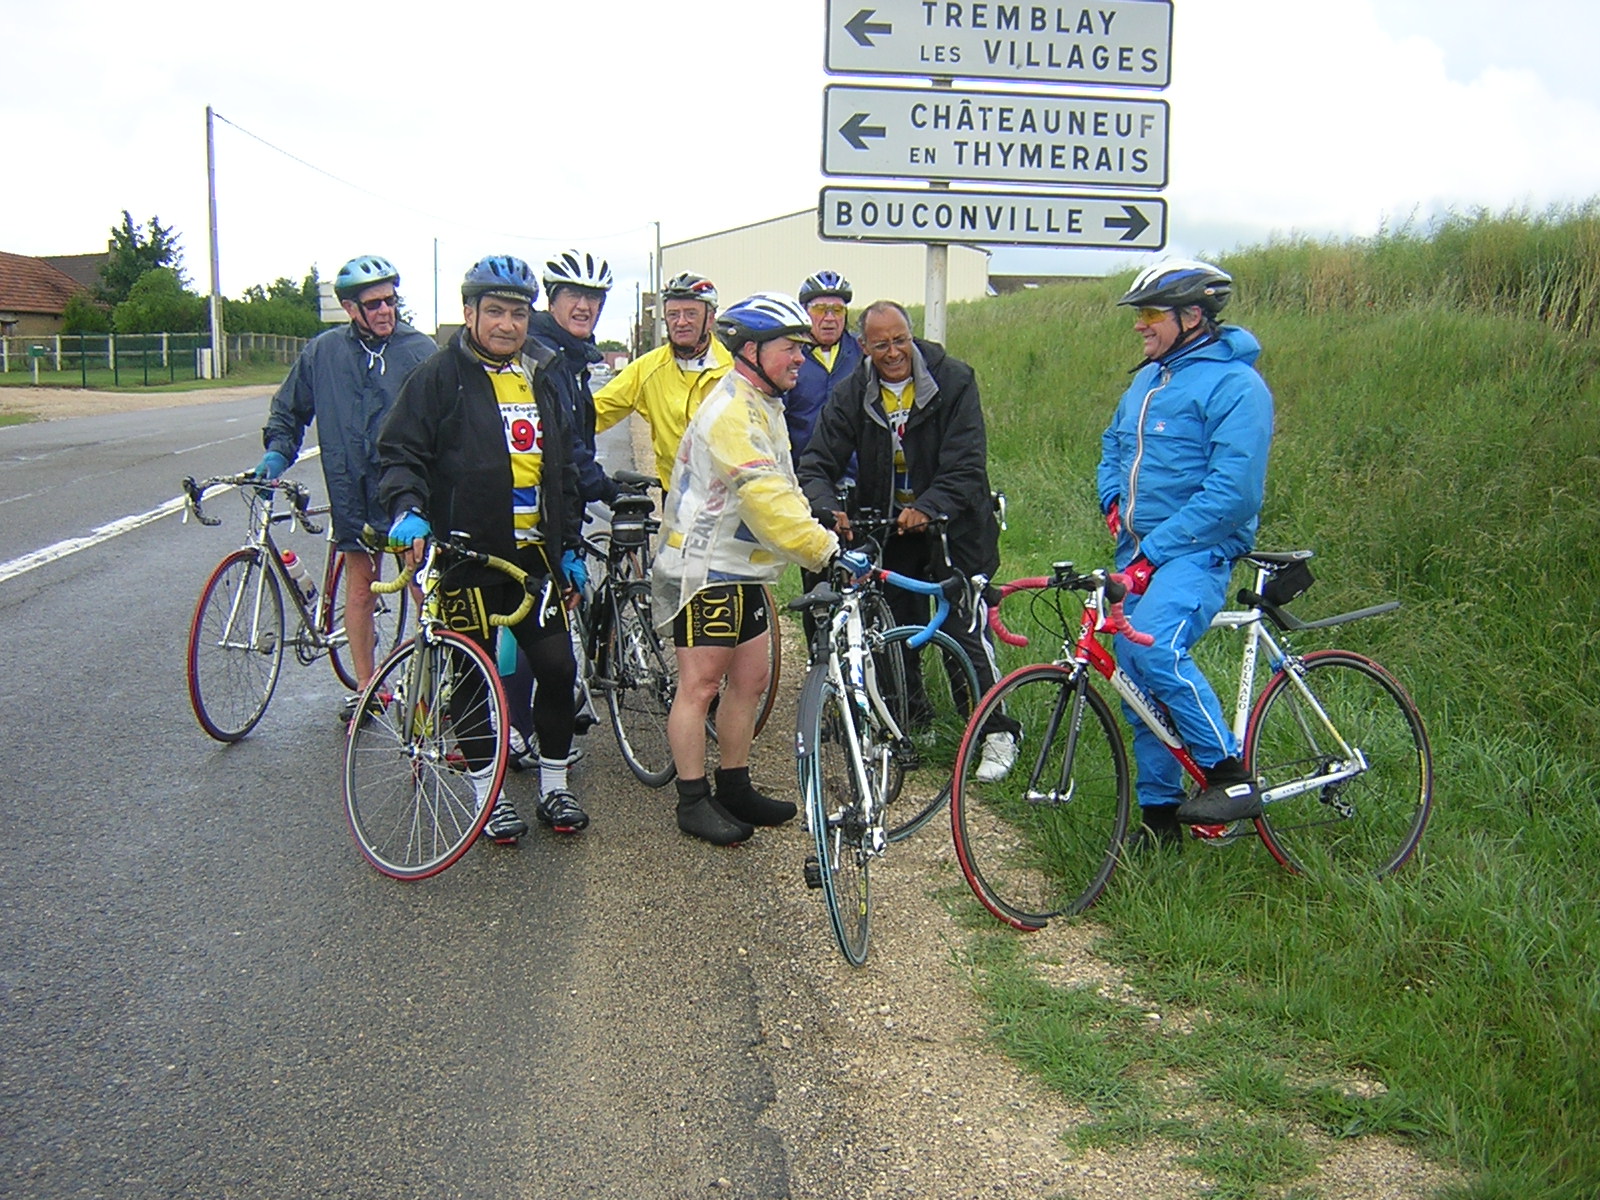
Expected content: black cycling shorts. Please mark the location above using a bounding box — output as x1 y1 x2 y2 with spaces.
673 583 769 649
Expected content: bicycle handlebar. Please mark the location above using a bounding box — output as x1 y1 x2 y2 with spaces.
181 474 323 536
986 566 1153 648
371 534 534 627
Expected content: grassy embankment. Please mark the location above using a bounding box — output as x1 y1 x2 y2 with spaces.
940 203 1600 1199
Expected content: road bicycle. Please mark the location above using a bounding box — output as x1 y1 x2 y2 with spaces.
578 469 781 786
342 533 533 880
182 474 410 741
792 548 980 965
950 550 1434 930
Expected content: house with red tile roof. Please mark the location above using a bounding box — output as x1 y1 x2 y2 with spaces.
0 251 95 337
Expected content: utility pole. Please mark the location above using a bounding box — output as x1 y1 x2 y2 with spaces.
205 105 225 377
653 220 664 348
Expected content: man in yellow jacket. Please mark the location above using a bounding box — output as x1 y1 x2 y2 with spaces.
593 271 731 489
654 293 840 846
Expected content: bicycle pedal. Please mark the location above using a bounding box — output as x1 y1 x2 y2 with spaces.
802 855 823 889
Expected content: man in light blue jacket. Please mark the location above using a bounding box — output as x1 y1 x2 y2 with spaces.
1096 260 1274 841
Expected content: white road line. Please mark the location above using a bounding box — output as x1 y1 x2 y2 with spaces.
0 447 322 586
0 497 190 584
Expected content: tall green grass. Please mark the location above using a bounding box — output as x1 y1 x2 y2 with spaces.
943 202 1600 1198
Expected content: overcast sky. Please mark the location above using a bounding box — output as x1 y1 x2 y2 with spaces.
4 0 1596 341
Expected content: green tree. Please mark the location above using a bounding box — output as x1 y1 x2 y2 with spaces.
112 268 206 333
60 292 112 334
598 339 627 352
97 212 184 305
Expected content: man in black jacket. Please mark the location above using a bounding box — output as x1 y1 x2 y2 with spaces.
797 300 1020 781
377 255 589 843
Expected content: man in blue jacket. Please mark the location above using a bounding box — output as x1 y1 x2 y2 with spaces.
1096 260 1275 841
784 270 863 459
253 255 433 719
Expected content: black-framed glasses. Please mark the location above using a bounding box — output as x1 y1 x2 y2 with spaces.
358 294 400 313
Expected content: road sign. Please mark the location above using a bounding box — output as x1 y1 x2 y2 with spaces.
823 84 1166 189
819 185 1166 249
824 0 1172 89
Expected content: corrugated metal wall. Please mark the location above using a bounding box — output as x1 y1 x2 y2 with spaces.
662 209 989 324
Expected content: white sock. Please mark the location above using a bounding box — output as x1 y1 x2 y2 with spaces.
539 757 569 796
470 763 498 809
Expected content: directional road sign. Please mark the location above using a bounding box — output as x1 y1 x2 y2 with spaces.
823 84 1166 189
825 0 1172 89
819 185 1166 249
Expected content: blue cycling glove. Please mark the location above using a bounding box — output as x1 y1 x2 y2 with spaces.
251 450 290 480
837 549 872 579
387 510 431 550
561 548 588 593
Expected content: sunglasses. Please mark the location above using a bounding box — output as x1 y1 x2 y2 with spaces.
1134 306 1172 324
808 302 847 317
358 294 400 313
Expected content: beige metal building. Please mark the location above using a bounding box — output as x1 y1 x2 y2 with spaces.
661 208 989 318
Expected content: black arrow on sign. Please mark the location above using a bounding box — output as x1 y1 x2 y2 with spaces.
1105 205 1152 241
845 9 893 47
839 112 887 150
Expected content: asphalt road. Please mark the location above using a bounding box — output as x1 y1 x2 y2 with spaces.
0 397 799 1199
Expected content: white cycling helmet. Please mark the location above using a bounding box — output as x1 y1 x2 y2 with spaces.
1118 259 1232 316
542 248 613 295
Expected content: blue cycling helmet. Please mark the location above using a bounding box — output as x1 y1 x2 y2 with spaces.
335 255 400 300
462 255 540 304
716 292 816 352
1117 259 1232 316
798 270 852 306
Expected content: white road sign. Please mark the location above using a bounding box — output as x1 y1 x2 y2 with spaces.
824 0 1172 89
823 84 1166 189
819 185 1167 249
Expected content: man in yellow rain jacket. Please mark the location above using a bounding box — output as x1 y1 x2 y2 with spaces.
592 271 731 489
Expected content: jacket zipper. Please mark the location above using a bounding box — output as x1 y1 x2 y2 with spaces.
1125 368 1170 560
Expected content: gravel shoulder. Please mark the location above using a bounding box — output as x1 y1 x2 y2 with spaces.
0 384 270 421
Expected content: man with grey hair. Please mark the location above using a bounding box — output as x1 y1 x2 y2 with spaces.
797 299 1020 781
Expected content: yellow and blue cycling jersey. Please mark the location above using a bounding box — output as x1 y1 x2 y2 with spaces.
474 351 544 543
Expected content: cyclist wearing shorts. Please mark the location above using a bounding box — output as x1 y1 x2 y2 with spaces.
654 293 840 846
252 255 433 719
376 256 589 843
592 271 731 488
1096 260 1275 843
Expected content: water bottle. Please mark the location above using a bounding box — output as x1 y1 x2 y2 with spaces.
281 549 317 603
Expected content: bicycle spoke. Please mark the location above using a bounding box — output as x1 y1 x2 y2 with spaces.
187 548 284 741
1247 651 1432 878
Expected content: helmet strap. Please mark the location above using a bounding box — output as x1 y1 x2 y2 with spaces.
737 344 784 395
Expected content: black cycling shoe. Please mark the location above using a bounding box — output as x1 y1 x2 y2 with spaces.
714 767 796 827
481 798 529 844
1127 803 1183 850
677 796 753 845
536 789 589 833
1176 758 1263 824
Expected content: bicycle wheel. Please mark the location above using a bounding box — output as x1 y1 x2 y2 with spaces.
344 630 508 880
329 551 411 692
798 665 872 965
951 663 1131 930
1245 650 1432 878
604 580 678 786
878 626 979 843
187 548 285 742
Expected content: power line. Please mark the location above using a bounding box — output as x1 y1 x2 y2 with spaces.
210 110 651 247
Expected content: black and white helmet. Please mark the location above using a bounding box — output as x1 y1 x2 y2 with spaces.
542 248 613 295
1117 259 1232 316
